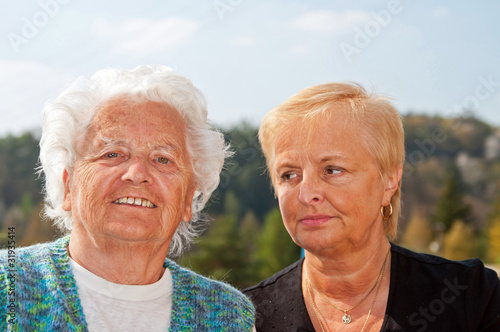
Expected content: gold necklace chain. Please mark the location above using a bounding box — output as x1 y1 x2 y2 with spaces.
359 252 388 332
307 280 329 332
306 248 390 330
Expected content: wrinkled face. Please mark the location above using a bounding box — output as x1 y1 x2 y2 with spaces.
272 114 398 253
63 98 195 244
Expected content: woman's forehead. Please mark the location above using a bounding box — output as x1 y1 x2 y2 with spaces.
78 98 188 153
275 113 359 148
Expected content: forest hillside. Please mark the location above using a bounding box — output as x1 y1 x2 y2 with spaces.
1 114 500 288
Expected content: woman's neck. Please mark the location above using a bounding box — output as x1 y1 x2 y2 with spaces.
68 227 171 285
303 239 391 301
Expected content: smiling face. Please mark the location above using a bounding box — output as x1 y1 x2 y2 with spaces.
272 114 400 254
62 98 195 245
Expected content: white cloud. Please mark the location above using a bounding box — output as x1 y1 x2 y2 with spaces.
293 10 370 34
92 17 199 58
0 61 74 136
233 36 255 47
433 7 450 17
289 44 311 56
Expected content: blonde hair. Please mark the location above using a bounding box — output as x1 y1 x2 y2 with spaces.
258 82 405 239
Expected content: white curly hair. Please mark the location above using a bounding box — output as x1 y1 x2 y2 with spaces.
38 64 230 256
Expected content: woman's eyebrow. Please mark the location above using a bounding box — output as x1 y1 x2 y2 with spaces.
99 137 180 151
318 155 348 163
100 136 124 145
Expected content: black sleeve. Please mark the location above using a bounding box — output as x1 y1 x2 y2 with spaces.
243 259 315 332
465 260 500 331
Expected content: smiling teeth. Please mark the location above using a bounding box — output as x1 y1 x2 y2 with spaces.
113 197 155 208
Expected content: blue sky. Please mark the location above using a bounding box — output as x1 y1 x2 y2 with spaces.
1 0 499 136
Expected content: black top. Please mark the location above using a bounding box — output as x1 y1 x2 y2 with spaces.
243 243 500 332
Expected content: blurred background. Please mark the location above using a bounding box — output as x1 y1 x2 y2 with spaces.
1 0 499 288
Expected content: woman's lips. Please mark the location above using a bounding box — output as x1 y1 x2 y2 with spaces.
299 215 331 226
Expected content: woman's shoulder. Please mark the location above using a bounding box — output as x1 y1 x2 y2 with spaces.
390 242 498 280
244 258 303 294
165 259 254 307
1 236 70 272
166 260 255 330
243 259 315 332
387 243 500 331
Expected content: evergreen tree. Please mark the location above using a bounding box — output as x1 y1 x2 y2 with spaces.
180 214 246 286
237 210 261 287
0 133 42 209
255 208 300 280
433 166 471 231
223 190 241 217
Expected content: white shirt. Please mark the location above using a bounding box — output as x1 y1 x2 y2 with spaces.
69 258 172 332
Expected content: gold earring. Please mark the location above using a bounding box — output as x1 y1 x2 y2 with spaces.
381 202 393 220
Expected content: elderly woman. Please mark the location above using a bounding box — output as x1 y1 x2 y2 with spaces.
0 65 255 331
244 83 500 331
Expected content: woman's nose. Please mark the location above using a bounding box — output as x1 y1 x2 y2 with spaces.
121 156 153 185
298 174 324 205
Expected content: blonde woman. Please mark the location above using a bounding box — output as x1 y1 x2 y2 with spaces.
244 82 499 331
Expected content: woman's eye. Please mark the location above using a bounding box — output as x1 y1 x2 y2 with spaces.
282 172 297 181
157 156 170 165
106 152 120 158
326 167 341 175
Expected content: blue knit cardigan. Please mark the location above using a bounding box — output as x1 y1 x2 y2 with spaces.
0 236 255 331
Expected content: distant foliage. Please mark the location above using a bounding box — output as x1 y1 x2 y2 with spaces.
255 208 300 280
488 218 500 264
180 214 247 284
432 166 471 231
2 114 500 286
206 123 278 221
444 220 477 260
401 213 433 253
0 132 44 242
487 195 500 264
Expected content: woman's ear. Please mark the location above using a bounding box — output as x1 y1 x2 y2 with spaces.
62 169 72 211
383 167 402 204
182 185 197 222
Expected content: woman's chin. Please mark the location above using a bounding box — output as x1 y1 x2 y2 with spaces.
296 232 342 254
101 222 167 243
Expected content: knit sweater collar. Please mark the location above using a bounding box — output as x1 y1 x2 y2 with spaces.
49 235 253 330
50 236 192 329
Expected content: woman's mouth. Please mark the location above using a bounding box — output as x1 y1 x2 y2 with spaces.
112 197 156 208
299 215 331 226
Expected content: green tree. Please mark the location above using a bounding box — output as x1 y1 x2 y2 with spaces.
0 132 43 233
0 133 42 209
237 210 261 287
223 190 241 217
180 214 247 286
255 208 300 280
433 166 471 231
207 123 277 221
